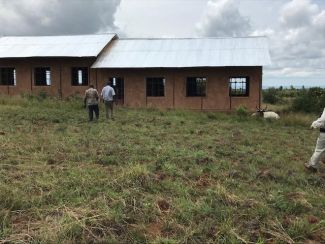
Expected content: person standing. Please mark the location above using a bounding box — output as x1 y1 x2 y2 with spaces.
305 108 325 172
101 81 116 120
84 85 99 122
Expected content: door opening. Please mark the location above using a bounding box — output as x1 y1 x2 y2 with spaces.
109 77 124 105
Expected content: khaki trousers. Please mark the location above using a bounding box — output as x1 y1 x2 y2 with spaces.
309 133 325 168
104 101 114 119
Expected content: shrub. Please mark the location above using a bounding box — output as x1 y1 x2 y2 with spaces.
22 92 36 101
236 105 249 118
206 112 217 120
291 87 325 114
38 90 48 101
262 87 282 104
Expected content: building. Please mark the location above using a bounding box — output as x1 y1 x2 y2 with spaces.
0 34 117 97
0 34 271 110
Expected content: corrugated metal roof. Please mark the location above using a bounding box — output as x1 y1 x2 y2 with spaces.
92 36 271 68
0 34 116 58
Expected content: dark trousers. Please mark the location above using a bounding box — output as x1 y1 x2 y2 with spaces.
88 104 99 121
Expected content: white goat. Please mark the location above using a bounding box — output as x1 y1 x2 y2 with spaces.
252 106 280 119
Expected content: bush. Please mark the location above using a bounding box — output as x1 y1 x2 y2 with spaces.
291 87 325 114
236 105 249 118
262 87 282 104
38 90 48 101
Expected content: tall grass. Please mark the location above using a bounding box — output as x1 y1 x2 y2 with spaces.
0 95 324 243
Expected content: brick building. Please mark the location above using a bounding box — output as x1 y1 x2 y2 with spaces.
0 34 271 110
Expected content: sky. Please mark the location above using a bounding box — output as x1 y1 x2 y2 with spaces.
0 0 325 88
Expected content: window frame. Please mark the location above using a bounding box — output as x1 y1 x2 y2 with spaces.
0 67 16 86
146 77 165 97
71 67 89 86
229 77 250 97
186 77 207 97
34 67 51 86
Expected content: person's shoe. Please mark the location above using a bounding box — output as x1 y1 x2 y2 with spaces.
304 163 318 173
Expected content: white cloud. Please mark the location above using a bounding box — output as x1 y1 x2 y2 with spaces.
0 0 121 35
262 0 325 80
196 0 250 37
280 0 319 28
195 0 325 85
313 10 325 37
115 0 207 38
0 0 324 86
251 28 275 37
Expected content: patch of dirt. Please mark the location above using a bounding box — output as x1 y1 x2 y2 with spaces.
196 157 212 165
231 130 242 139
282 215 298 228
154 171 167 181
146 222 163 238
196 174 211 187
11 172 27 180
47 158 56 165
257 169 276 180
228 170 241 178
304 240 320 244
242 199 260 208
47 152 67 165
241 219 261 242
286 192 312 209
206 226 218 239
7 213 45 242
1 164 18 171
157 199 170 212
308 231 325 243
287 170 296 177
286 192 305 199
307 215 319 224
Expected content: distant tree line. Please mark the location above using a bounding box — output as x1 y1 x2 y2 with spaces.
262 87 325 114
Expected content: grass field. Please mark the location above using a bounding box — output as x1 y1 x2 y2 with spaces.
0 95 324 243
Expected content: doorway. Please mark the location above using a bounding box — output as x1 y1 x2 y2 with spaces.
109 77 124 105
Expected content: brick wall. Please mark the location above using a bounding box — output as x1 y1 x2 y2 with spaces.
0 58 97 97
96 67 262 111
0 59 262 111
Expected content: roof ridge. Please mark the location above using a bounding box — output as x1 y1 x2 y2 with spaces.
118 36 267 40
0 33 116 38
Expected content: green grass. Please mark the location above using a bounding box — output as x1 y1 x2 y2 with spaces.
0 95 324 243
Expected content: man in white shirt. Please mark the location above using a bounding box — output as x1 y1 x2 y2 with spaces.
101 81 116 120
305 108 325 172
